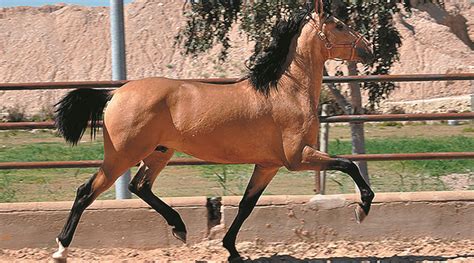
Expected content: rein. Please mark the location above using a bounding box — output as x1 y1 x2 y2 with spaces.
311 16 364 61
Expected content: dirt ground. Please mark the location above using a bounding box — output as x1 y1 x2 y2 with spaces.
1 238 473 262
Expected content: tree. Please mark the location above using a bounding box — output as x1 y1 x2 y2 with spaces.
175 0 444 183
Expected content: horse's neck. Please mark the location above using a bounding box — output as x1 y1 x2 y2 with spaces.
279 44 325 110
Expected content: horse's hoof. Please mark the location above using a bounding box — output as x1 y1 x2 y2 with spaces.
52 257 67 263
228 255 245 263
354 204 367 224
52 238 68 262
172 229 187 243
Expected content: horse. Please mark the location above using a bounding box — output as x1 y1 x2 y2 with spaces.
52 1 374 261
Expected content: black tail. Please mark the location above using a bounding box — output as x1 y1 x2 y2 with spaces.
55 88 112 145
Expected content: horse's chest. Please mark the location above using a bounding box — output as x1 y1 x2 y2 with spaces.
278 108 318 130
278 109 319 146
299 115 319 141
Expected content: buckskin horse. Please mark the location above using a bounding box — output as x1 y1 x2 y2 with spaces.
53 1 374 261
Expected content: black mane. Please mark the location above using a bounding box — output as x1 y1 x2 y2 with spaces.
248 8 312 95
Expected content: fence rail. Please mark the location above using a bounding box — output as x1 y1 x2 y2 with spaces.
1 73 473 91
1 73 473 171
1 152 474 170
1 112 473 130
322 112 474 123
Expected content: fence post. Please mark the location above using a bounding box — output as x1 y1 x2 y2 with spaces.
314 171 321 194
110 0 131 199
471 80 473 114
318 104 330 194
314 124 320 194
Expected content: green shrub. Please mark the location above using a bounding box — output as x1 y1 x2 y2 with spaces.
462 127 474 133
6 105 27 122
0 176 16 202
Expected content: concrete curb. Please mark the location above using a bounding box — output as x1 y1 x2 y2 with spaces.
0 196 208 212
221 191 474 207
0 191 472 249
1 191 472 212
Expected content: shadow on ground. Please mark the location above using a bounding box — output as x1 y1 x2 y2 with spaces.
246 254 473 262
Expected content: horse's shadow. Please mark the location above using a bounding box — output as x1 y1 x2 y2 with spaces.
245 254 472 262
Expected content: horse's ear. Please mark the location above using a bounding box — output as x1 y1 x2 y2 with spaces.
314 0 324 18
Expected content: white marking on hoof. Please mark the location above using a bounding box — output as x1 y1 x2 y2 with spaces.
355 205 367 224
52 238 68 262
172 229 187 244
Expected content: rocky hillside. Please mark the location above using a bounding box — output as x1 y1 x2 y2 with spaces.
0 0 472 116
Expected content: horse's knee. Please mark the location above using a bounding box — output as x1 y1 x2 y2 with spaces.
326 158 355 172
283 146 334 172
128 181 137 193
128 178 150 194
285 160 324 172
128 181 148 194
128 165 150 194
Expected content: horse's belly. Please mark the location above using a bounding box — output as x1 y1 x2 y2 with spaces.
179 143 282 165
169 125 284 165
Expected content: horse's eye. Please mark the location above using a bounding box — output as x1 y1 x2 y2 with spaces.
336 23 344 30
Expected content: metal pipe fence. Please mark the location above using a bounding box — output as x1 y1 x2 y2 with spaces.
2 112 473 130
1 73 473 90
1 73 473 173
1 152 473 170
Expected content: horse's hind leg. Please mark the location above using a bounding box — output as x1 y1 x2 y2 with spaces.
53 162 127 260
128 150 188 243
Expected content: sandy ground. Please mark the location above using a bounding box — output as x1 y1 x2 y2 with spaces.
1 238 473 262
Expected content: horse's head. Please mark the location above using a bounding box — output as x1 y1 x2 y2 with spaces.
310 0 374 63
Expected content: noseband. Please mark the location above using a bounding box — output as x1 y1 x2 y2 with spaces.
312 17 364 61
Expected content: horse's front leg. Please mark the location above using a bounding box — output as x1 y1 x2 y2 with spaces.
292 145 375 222
223 165 279 262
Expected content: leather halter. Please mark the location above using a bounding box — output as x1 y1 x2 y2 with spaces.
312 16 364 61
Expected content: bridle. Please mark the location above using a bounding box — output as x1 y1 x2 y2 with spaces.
311 16 365 61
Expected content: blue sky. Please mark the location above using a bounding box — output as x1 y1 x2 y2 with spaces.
0 0 134 7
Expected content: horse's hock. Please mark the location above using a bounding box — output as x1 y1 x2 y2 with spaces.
0 191 472 249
